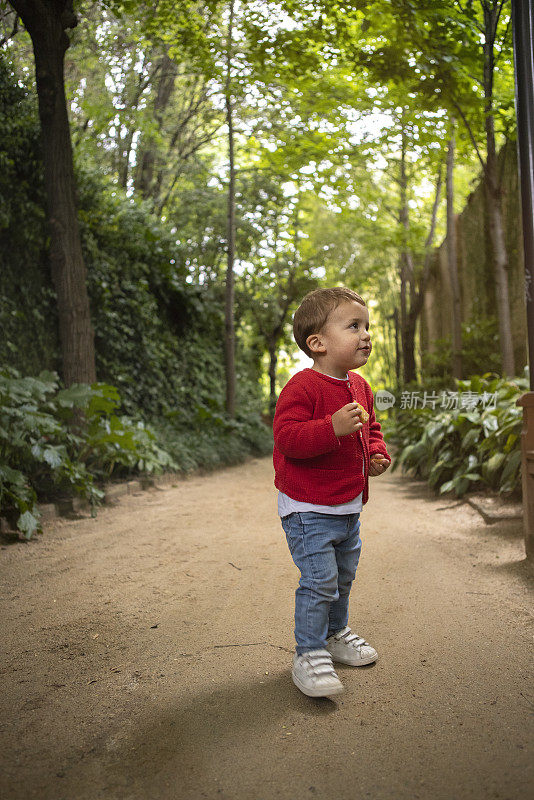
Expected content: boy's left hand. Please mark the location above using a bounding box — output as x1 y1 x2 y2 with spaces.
369 455 391 476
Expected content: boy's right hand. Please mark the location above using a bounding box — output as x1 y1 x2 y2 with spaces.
331 403 364 438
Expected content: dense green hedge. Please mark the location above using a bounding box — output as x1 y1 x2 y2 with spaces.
0 56 58 374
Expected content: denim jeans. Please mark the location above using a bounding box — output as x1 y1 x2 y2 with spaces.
281 511 362 656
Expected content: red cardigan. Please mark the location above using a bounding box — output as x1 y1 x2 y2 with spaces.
272 368 391 506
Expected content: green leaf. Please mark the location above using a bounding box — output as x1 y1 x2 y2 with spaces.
55 384 93 408
17 510 40 539
504 433 518 453
461 428 480 451
42 447 63 468
0 465 27 486
482 451 506 483
452 475 470 496
500 450 521 486
482 416 499 436
466 453 480 471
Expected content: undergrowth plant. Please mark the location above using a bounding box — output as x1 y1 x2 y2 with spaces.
1 368 272 540
381 372 527 500
0 368 176 539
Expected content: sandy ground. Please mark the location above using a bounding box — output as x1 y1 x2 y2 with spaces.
1 457 533 800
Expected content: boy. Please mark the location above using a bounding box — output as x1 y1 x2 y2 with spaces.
273 287 391 698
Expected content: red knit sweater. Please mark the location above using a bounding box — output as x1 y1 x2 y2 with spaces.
272 368 391 506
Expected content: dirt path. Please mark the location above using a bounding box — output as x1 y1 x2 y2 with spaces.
1 458 533 800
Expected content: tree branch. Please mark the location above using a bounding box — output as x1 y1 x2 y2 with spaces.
0 12 19 46
495 0 507 32
494 13 511 66
455 0 485 33
451 99 486 171
409 165 443 322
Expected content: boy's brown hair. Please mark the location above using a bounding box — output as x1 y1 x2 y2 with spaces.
293 287 367 357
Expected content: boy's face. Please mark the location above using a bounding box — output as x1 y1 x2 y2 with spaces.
307 300 371 377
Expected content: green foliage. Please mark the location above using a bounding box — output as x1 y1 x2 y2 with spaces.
382 372 527 499
0 362 272 540
421 317 503 381
153 407 272 474
0 54 58 373
76 163 227 418
0 58 265 424
0 368 178 539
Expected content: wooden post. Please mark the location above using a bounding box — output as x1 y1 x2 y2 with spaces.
516 395 534 558
512 0 534 559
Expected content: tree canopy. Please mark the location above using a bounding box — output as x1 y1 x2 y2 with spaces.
1 0 521 398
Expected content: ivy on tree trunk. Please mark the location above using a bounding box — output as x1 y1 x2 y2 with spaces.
9 0 96 387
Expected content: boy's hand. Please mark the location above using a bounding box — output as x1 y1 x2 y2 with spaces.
369 455 391 476
331 403 365 437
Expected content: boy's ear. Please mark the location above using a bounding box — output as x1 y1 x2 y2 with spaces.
306 332 326 354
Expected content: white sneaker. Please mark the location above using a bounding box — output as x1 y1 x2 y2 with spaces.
292 649 344 697
326 626 378 666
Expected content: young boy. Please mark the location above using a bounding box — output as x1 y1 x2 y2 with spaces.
273 287 391 698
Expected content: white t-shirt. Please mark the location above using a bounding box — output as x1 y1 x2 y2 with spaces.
277 371 364 517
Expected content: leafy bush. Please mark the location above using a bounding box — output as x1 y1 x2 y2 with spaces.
0 368 176 539
382 371 527 499
421 317 502 381
153 400 272 474
0 55 59 374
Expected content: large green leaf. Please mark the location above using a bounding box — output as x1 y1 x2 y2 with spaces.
499 450 521 487
17 510 40 539
482 451 506 482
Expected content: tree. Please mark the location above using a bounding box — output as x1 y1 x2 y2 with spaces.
390 0 516 375
396 117 443 384
446 117 463 378
224 0 236 416
7 0 96 386
238 187 318 415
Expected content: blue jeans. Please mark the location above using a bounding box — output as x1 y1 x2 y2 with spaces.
281 511 362 656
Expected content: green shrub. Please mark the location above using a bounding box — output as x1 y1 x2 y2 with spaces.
0 368 176 539
421 317 502 381
153 403 272 474
382 371 527 499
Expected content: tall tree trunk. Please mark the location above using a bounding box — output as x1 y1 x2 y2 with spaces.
10 0 96 386
406 167 442 370
393 306 401 388
482 1 515 376
484 130 515 375
446 117 462 379
224 0 236 417
135 53 178 200
399 127 417 384
268 340 278 418
402 322 417 385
